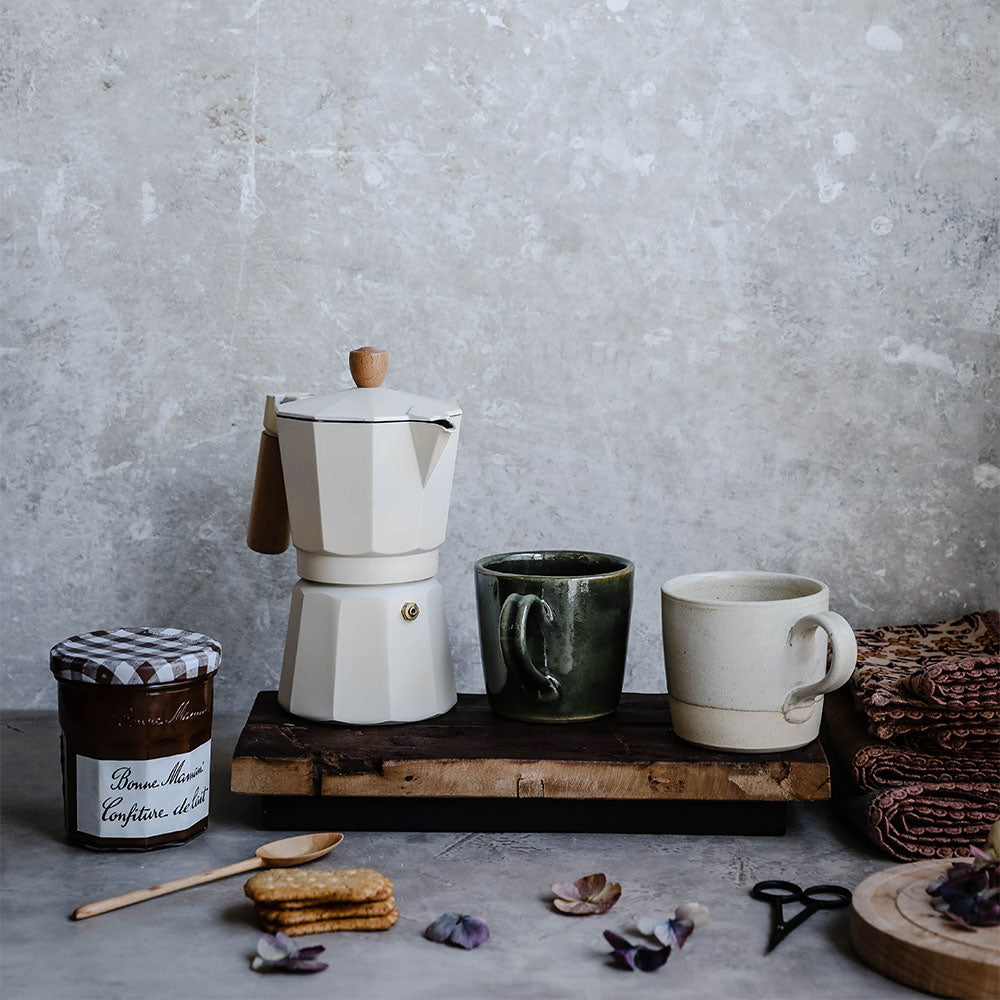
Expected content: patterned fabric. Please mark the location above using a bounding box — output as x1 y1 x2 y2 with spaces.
862 783 998 861
50 628 221 685
850 610 1000 750
854 610 999 672
825 688 999 790
824 614 1000 859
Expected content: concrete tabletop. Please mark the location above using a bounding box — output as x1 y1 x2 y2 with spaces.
1 711 925 1000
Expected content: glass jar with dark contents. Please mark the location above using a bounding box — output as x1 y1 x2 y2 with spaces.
50 627 221 850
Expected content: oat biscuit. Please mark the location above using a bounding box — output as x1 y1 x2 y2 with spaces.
255 897 396 925
244 867 393 905
262 895 395 911
259 910 399 936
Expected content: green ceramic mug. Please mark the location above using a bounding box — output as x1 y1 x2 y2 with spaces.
475 551 634 723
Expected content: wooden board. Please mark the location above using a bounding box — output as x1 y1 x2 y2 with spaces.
851 859 1000 1000
231 692 830 804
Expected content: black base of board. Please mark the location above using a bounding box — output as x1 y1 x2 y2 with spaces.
259 795 788 836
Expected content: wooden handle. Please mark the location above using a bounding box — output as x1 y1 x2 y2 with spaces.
349 347 388 388
247 430 291 554
72 856 266 920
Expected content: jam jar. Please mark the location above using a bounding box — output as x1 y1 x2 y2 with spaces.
51 627 221 850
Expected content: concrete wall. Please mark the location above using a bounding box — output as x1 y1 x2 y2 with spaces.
3 0 997 711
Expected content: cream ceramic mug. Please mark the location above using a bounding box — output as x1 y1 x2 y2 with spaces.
660 571 857 752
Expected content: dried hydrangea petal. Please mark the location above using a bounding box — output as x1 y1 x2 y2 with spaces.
603 929 670 972
925 832 1000 929
257 933 295 962
661 919 694 949
252 933 327 975
632 945 671 972
637 902 708 948
295 945 326 960
424 913 462 943
551 874 621 914
424 913 490 949
279 959 329 973
551 874 608 902
604 930 632 951
450 915 490 949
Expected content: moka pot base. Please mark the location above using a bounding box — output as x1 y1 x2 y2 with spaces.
277 576 457 725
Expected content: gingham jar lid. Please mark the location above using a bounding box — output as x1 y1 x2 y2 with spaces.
50 628 221 685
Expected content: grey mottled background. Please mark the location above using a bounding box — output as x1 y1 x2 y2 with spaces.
2 0 998 712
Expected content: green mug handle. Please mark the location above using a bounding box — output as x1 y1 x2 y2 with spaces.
499 593 560 703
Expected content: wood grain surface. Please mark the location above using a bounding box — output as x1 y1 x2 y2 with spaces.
851 859 1000 1000
231 692 831 802
245 431 290 554
348 346 388 387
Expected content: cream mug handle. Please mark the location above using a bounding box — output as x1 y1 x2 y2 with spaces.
782 611 857 723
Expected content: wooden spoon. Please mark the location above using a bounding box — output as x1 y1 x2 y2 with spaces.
72 831 344 920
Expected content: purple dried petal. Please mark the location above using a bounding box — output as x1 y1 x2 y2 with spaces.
927 853 1000 928
251 956 328 975
252 933 327 975
638 903 707 949
424 913 462 943
603 932 640 971
425 913 489 949
273 931 298 953
295 945 326 960
927 876 946 897
280 959 329 973
449 915 490 949
602 930 670 972
603 930 633 951
944 910 981 930
653 918 694 949
611 948 640 970
257 933 295 962
633 945 671 972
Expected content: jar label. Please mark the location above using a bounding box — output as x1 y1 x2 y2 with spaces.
75 740 211 839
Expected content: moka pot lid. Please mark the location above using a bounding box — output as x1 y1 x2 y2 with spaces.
276 347 461 426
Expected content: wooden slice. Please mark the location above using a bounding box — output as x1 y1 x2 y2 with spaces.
851 859 1000 1000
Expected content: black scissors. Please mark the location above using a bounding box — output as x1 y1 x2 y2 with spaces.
750 880 852 953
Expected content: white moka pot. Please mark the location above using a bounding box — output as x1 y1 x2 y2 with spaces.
247 346 462 724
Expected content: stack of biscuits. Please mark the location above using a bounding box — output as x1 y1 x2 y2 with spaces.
245 867 398 936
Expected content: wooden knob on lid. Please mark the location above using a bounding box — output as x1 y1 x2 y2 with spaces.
349 347 388 388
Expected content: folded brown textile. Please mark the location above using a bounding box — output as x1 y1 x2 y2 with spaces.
851 611 1000 749
824 736 999 860
824 688 999 789
854 704 998 750
859 782 999 860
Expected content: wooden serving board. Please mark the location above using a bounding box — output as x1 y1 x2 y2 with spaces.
851 860 1000 1000
231 692 830 833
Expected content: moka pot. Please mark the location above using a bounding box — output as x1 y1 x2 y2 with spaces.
247 347 462 724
